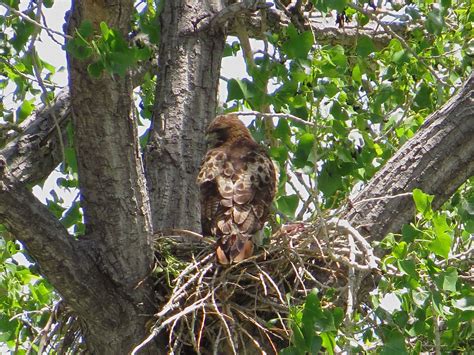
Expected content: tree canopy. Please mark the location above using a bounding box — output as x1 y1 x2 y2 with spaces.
0 0 473 353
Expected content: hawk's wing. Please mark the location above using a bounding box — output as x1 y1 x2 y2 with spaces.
197 141 276 264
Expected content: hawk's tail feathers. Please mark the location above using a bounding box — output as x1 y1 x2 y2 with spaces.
215 233 254 265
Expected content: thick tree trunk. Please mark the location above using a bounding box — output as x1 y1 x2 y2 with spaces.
145 0 227 233
64 0 156 352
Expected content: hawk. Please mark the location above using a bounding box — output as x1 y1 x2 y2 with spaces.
197 114 277 265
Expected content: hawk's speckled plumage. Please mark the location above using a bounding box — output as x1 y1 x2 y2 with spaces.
197 114 277 264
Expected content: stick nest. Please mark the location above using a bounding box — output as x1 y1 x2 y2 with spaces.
139 218 379 354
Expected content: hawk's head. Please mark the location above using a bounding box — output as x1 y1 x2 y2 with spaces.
205 114 253 148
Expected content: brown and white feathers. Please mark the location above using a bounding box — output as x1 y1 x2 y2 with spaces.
197 114 277 265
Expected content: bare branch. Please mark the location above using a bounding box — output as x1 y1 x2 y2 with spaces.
233 110 314 126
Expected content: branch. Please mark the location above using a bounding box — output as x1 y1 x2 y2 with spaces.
0 173 122 329
0 90 70 185
205 1 272 30
233 110 314 126
345 72 474 245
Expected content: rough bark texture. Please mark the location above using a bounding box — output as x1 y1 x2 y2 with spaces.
64 0 156 352
346 72 474 247
0 90 70 185
145 0 227 233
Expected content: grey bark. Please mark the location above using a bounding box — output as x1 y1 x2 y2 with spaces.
64 0 156 352
0 90 70 185
145 0 227 233
346 72 474 247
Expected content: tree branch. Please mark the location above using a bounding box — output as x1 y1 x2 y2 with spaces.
0 90 70 185
346 72 474 245
0 173 125 338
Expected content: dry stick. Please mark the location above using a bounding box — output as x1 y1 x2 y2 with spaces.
196 310 206 353
350 192 413 208
158 255 214 316
131 296 210 355
255 263 286 305
345 234 356 354
433 310 442 355
235 310 276 354
234 110 315 127
328 218 379 269
169 316 182 352
210 271 237 355
213 327 223 355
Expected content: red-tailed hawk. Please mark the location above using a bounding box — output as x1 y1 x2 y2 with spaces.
197 114 277 265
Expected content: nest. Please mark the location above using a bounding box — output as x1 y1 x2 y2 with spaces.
133 218 379 354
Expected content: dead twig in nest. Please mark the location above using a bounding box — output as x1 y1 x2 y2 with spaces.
133 218 379 354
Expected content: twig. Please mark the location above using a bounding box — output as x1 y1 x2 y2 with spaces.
433 311 441 355
131 296 210 355
344 234 356 354
328 218 378 269
233 110 315 126
0 3 72 40
351 192 413 208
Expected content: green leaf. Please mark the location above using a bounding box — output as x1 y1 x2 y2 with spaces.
294 133 315 165
61 201 82 229
413 188 434 219
413 84 433 111
16 99 34 123
302 292 319 347
100 21 111 39
66 37 93 60
453 296 474 311
426 9 445 35
227 78 254 101
277 194 299 218
352 64 362 84
327 0 347 12
320 332 336 355
392 241 408 259
432 214 450 236
397 259 418 279
440 267 458 292
87 61 105 78
43 0 54 8
319 162 343 198
401 224 419 243
78 20 93 38
428 232 451 259
356 36 376 57
381 328 408 355
282 25 314 60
